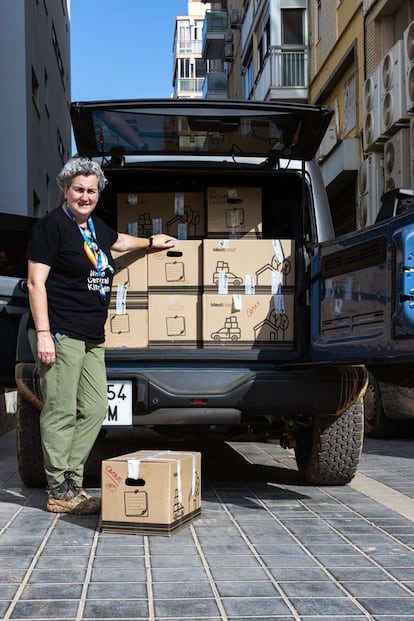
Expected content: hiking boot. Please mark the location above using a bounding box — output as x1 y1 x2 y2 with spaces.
47 471 101 515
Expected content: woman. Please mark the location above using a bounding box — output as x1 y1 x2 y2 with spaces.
27 157 175 514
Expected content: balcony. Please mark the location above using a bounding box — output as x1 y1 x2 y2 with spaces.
175 77 205 97
202 11 231 60
203 71 228 99
254 46 308 102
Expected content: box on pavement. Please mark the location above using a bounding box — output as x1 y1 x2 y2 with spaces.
105 250 148 349
207 187 262 238
117 192 206 239
101 450 201 535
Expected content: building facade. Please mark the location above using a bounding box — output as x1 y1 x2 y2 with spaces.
173 1 211 98
198 0 414 235
200 0 308 103
0 0 71 220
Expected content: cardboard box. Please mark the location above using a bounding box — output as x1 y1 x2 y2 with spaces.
101 450 201 536
105 250 148 349
202 293 295 349
207 186 262 238
147 240 202 292
148 293 202 348
117 192 205 239
203 239 295 291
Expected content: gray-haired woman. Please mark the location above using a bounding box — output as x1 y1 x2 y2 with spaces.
27 157 175 514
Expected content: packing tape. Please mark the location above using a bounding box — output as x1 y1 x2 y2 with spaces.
127 450 198 503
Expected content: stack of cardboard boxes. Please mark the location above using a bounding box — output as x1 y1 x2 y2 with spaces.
105 188 296 350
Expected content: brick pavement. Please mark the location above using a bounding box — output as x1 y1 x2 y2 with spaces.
1 429 414 621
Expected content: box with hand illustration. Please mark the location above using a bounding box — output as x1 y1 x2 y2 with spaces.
207 187 262 238
101 450 201 536
203 239 295 292
117 192 205 239
105 250 148 349
202 293 295 349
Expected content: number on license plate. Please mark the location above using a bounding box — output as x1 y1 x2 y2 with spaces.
104 381 132 426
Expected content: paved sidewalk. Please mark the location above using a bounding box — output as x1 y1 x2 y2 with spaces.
1 429 414 620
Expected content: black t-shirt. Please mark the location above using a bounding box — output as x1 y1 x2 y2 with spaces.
27 207 118 342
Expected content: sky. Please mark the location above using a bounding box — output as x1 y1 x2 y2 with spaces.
70 0 190 102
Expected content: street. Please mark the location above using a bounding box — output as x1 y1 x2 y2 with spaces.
1 426 414 620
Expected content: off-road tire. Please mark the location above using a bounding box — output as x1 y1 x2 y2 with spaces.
16 391 46 488
363 372 395 438
294 398 364 485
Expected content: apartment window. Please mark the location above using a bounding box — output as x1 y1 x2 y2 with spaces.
281 9 305 86
31 67 40 116
317 1 321 40
44 69 50 117
195 58 206 79
178 20 191 53
194 20 203 41
344 74 357 133
244 56 254 99
282 9 304 46
179 58 190 79
52 22 65 83
57 128 65 162
257 21 269 74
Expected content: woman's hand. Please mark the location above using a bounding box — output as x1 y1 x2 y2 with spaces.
37 332 56 366
149 234 176 250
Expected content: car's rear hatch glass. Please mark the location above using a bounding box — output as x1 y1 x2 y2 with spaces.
70 99 333 162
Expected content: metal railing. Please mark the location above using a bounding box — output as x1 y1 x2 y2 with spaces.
256 46 307 91
176 77 205 94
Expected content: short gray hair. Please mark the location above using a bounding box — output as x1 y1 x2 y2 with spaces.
56 157 108 192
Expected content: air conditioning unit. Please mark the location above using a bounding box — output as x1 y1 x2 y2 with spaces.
404 20 414 114
356 152 384 229
383 127 411 191
381 40 408 136
224 42 234 60
318 125 337 158
363 66 382 151
230 9 241 28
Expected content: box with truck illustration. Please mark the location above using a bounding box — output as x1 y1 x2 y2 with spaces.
203 292 295 349
203 239 295 292
101 450 201 535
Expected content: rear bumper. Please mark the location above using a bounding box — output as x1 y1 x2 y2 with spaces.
106 363 368 423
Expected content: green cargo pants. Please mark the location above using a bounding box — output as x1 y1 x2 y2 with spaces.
29 330 108 489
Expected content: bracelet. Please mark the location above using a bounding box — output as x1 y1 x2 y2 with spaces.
147 236 153 249
36 330 50 333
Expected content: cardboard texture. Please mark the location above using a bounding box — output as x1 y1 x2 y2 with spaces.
207 187 262 238
105 250 148 349
101 450 201 535
203 239 295 291
117 192 205 239
147 240 202 293
148 293 202 348
203 293 295 349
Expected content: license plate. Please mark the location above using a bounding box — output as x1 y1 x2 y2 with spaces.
104 381 132 426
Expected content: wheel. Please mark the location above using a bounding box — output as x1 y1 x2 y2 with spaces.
363 373 395 438
294 398 364 485
16 391 46 488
